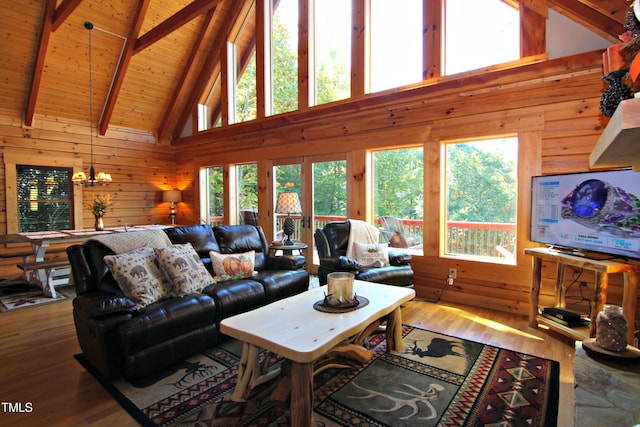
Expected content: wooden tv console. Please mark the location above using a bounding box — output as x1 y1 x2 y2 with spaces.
526 247 639 343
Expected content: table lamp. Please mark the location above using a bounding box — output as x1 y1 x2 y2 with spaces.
163 190 182 224
275 191 301 245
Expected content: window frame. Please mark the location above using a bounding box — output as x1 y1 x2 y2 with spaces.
370 144 425 254
440 134 519 265
4 150 84 233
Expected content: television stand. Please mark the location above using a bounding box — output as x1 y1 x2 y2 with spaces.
525 247 639 343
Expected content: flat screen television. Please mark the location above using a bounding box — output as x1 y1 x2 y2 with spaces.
530 169 640 260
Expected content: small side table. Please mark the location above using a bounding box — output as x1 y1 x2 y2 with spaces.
269 242 308 256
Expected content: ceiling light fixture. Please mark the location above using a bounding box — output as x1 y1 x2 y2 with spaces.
72 21 112 187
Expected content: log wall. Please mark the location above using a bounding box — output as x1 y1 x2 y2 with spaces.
174 50 640 319
0 112 176 278
1 48 637 322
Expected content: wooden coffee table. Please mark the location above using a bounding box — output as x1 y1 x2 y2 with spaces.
219 280 415 427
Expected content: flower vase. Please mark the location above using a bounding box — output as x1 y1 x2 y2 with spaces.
94 216 104 231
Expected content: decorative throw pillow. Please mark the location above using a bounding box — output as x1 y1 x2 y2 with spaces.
103 246 169 308
354 242 389 267
210 250 255 282
154 243 214 297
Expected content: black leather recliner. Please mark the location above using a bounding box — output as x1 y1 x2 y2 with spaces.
68 224 309 381
314 221 414 288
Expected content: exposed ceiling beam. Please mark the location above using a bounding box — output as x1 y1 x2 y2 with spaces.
98 0 151 136
134 0 223 54
24 0 56 127
577 0 627 25
549 0 626 43
172 0 251 141
51 0 82 32
157 7 218 141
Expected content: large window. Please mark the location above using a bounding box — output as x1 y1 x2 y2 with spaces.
443 136 518 262
17 166 74 232
272 0 298 114
369 0 423 92
314 0 351 105
444 0 520 75
200 166 224 225
237 163 258 224
372 147 423 250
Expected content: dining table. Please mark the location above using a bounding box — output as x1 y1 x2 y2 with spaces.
0 225 171 297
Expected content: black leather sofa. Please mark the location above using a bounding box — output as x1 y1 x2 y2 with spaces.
315 221 414 287
67 224 309 381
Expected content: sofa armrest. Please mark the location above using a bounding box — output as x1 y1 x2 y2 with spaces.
319 255 360 271
266 255 306 270
73 293 137 320
389 250 412 265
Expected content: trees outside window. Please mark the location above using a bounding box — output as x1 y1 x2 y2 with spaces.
313 0 351 105
372 147 424 249
17 166 73 232
201 166 224 225
444 137 518 261
272 0 298 114
237 163 258 224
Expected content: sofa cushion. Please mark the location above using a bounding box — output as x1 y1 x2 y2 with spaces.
154 243 214 297
212 225 268 270
202 280 265 322
103 246 169 308
210 250 255 281
164 224 220 258
354 242 389 267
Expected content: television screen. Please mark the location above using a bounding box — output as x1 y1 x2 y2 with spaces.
530 169 640 259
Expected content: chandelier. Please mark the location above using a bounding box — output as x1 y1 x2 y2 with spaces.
72 21 112 187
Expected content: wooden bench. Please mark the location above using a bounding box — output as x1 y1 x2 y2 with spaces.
17 258 71 298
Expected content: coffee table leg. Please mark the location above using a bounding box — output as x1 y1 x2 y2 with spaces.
231 342 281 402
290 361 314 427
386 306 404 352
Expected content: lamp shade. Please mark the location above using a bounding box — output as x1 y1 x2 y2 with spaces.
275 191 301 214
163 190 182 203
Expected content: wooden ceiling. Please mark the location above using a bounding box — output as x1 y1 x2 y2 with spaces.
0 0 629 143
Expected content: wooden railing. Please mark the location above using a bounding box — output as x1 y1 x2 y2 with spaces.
446 221 516 258
211 215 516 258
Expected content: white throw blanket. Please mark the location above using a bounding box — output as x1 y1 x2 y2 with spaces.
346 219 380 265
89 229 172 254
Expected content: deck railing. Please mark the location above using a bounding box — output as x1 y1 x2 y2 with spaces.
211 215 515 257
446 221 516 258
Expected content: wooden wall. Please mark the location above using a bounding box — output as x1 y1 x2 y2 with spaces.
174 49 639 318
0 112 177 277
0 47 637 322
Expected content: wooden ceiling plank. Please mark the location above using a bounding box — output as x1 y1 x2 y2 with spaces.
24 0 56 127
171 0 251 141
157 7 218 140
98 0 152 136
51 0 83 32
550 0 625 43
134 0 224 55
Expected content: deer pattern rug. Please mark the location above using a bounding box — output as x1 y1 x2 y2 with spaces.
75 325 559 426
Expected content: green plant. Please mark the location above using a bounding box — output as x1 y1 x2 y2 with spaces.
87 194 112 217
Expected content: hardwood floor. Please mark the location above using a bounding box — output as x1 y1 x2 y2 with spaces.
0 296 576 427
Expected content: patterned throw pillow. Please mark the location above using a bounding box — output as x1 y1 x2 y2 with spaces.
354 242 389 267
103 246 170 308
209 250 255 282
154 243 214 297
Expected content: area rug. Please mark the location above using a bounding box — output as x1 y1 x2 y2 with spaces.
75 325 559 426
0 282 75 312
